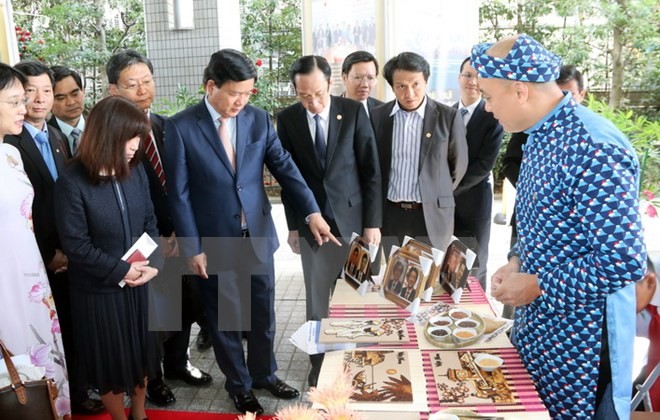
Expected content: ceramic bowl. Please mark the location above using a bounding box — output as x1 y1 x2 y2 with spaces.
455 318 479 329
474 353 504 372
428 315 453 328
452 327 478 344
427 326 452 342
448 308 472 321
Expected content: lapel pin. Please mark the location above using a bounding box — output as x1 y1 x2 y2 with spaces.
337 114 342 120
425 132 431 138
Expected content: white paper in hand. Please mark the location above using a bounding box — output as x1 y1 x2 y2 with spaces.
119 233 158 287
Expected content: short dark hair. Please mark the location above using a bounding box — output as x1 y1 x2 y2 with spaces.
76 96 150 183
106 49 153 84
382 52 430 87
14 61 54 86
342 51 379 76
0 63 26 91
289 55 331 88
51 65 84 90
203 49 257 88
557 65 584 92
459 57 471 73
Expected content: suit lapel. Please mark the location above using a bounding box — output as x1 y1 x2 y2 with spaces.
325 97 341 168
235 108 251 173
379 103 395 183
419 99 438 170
48 130 67 174
467 100 485 132
193 102 235 176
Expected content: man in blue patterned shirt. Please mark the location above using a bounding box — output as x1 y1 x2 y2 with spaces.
472 34 646 419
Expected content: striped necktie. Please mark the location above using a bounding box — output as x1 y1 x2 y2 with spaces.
144 132 166 190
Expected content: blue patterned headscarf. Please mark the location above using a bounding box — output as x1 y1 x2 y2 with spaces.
471 34 562 83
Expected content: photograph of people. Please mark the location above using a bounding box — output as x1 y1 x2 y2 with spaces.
400 267 421 302
354 252 370 282
386 259 407 294
345 243 361 276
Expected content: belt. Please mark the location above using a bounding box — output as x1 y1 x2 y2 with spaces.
241 229 250 238
388 200 422 211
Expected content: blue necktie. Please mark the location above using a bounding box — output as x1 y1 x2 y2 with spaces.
35 131 58 180
313 114 326 169
460 108 469 126
70 128 82 155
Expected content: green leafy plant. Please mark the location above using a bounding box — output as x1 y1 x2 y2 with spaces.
587 95 660 193
153 84 203 117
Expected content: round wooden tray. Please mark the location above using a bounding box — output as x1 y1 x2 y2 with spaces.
424 311 486 348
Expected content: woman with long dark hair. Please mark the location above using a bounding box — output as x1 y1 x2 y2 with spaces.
55 96 161 420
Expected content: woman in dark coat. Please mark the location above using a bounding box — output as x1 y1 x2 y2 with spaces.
55 96 161 420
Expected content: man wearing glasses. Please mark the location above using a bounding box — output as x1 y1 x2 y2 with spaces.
452 57 504 291
276 55 382 387
370 52 468 254
107 50 212 407
340 50 383 116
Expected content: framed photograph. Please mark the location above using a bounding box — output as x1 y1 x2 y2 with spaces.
437 239 470 295
343 236 373 288
383 250 424 308
401 238 441 292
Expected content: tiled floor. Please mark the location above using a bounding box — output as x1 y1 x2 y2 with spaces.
148 200 516 415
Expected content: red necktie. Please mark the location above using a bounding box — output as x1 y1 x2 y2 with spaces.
145 132 166 190
647 304 660 409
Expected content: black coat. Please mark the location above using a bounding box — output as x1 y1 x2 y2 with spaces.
54 161 160 293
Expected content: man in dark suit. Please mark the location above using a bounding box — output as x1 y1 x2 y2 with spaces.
6 61 104 415
276 55 382 387
162 48 339 415
370 52 468 253
48 66 85 156
340 50 383 116
452 57 504 291
106 50 212 407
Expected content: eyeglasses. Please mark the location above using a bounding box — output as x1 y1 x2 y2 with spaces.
0 96 30 108
460 72 477 80
348 74 377 84
117 78 154 92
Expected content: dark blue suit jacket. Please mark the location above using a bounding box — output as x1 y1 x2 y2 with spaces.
163 100 319 264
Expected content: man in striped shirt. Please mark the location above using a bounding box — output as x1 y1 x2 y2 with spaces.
370 52 468 253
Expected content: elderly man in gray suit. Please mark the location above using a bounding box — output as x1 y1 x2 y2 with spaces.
370 52 468 253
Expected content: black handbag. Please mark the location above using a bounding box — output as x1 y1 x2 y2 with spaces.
0 339 59 420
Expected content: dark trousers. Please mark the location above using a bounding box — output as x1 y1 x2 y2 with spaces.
454 213 491 291
382 201 429 254
150 258 205 378
48 270 88 404
194 238 277 396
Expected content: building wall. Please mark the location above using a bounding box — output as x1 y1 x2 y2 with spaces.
144 0 241 104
